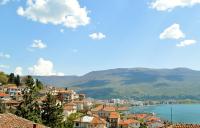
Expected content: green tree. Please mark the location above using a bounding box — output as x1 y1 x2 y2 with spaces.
8 73 15 84
0 72 8 85
64 113 83 128
41 93 64 128
35 79 43 91
0 99 6 113
15 76 42 123
15 75 21 87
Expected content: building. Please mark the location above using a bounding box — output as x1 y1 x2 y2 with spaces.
0 113 48 128
7 86 23 97
108 112 120 128
119 119 140 128
63 102 77 120
74 115 107 128
57 89 79 103
0 92 10 100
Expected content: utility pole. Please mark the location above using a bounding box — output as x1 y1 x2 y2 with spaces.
171 107 173 125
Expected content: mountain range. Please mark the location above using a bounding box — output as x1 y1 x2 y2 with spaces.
34 68 200 100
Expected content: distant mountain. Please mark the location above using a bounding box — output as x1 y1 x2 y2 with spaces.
34 68 200 100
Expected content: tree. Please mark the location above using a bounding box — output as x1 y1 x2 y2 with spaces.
64 113 83 128
0 72 8 85
8 73 15 84
15 76 42 123
0 99 6 113
41 93 64 128
35 79 43 91
15 75 21 87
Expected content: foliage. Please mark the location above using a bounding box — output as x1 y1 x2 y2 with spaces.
0 99 6 113
41 93 64 128
0 72 8 85
15 75 42 123
64 113 83 128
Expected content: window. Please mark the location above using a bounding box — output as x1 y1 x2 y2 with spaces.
76 123 79 126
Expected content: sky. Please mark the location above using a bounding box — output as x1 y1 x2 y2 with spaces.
1 0 200 76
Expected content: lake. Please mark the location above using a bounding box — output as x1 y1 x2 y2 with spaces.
130 104 200 124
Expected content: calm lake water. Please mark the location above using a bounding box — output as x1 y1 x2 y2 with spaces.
130 104 200 124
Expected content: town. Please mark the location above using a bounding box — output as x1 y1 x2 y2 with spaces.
0 73 199 128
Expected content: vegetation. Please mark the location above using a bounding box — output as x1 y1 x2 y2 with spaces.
0 72 8 85
15 75 42 123
35 68 200 100
64 113 83 128
42 93 63 127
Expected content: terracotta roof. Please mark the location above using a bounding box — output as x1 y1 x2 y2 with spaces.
147 116 161 122
92 105 116 112
0 113 47 128
117 107 129 111
119 119 140 126
91 116 106 124
128 114 148 119
109 112 120 119
58 90 73 94
0 92 9 97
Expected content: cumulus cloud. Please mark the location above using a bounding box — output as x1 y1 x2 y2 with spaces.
150 0 200 11
17 0 90 28
176 39 197 47
31 40 47 49
160 23 185 40
89 32 106 40
28 58 64 76
14 66 23 75
0 52 11 59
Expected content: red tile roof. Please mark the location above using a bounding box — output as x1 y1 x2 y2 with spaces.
119 119 140 126
109 112 120 119
0 113 47 128
0 92 9 97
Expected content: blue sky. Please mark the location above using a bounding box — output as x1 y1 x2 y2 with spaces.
1 0 200 76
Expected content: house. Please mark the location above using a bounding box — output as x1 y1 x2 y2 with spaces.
7 86 23 97
91 105 116 119
0 92 10 100
91 105 121 128
119 119 140 128
74 115 107 128
0 113 48 128
57 89 79 103
108 112 120 128
63 102 77 120
146 116 164 128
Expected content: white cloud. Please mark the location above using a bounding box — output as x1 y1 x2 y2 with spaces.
28 58 64 76
0 52 11 59
0 64 9 69
150 0 200 11
14 66 23 75
31 40 47 49
17 0 90 28
160 23 185 40
176 39 197 47
89 32 106 40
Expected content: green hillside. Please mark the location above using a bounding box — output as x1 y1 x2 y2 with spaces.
35 68 200 100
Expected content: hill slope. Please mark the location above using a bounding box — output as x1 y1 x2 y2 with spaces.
34 68 200 100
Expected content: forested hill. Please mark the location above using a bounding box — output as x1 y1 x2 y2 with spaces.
34 68 200 100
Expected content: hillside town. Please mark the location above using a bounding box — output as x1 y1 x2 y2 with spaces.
0 73 198 128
